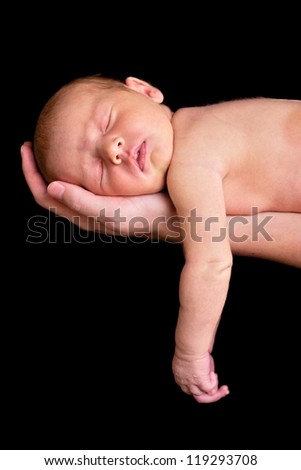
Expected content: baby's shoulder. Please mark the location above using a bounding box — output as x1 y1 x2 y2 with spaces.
172 105 211 132
172 102 240 137
171 103 241 149
171 98 300 141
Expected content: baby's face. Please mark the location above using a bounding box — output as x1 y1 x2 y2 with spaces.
48 83 174 196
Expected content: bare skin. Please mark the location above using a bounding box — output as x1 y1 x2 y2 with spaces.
168 98 301 402
22 141 301 262
21 92 301 404
21 141 301 403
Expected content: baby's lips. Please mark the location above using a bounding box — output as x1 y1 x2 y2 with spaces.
136 142 146 171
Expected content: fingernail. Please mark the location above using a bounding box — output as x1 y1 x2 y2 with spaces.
48 182 65 199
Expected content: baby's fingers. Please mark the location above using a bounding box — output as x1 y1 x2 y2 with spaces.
193 385 230 404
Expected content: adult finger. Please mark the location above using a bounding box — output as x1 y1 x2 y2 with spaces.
21 143 48 200
21 144 88 224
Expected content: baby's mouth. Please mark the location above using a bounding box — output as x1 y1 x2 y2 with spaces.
136 142 146 171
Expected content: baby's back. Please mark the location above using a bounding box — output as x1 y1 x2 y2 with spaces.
171 98 301 215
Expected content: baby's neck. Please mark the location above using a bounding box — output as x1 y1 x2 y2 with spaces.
161 104 174 121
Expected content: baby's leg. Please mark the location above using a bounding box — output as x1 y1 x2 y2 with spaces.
228 212 301 268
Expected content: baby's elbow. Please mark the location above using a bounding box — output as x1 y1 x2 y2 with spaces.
206 255 233 279
185 248 233 279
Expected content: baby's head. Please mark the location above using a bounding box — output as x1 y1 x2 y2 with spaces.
34 74 174 196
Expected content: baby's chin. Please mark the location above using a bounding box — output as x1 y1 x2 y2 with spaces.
91 190 159 197
89 181 167 197
90 187 165 197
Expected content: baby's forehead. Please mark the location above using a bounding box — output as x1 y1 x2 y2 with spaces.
60 83 115 118
56 86 100 124
54 84 111 152
63 83 102 105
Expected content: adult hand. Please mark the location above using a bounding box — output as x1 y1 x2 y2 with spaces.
21 142 180 240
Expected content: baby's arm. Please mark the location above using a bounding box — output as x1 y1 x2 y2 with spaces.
169 166 232 403
231 211 301 268
21 142 301 267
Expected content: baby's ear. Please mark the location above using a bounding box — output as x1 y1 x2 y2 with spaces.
125 76 164 103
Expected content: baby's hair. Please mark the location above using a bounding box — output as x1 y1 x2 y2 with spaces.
33 74 125 183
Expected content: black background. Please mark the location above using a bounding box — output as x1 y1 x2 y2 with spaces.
7 8 301 450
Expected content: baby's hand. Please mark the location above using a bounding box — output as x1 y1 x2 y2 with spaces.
172 350 229 404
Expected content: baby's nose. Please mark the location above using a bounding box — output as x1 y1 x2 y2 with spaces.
108 137 126 165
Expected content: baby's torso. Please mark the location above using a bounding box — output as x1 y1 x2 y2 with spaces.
171 98 301 215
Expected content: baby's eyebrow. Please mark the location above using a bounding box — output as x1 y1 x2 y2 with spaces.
77 110 97 157
77 135 89 151
87 106 105 158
